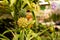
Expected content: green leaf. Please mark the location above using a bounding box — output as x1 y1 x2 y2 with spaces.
0 34 10 40
12 34 19 40
19 30 25 40
0 38 7 40
10 0 16 6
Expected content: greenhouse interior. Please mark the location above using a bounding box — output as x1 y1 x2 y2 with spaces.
0 0 60 40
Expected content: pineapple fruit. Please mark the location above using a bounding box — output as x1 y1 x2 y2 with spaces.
17 17 28 28
17 17 33 28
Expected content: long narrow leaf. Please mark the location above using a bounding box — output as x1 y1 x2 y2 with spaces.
0 34 10 40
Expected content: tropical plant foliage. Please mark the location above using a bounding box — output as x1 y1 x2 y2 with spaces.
0 0 60 40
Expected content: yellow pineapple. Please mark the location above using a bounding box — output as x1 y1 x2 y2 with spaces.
17 17 28 28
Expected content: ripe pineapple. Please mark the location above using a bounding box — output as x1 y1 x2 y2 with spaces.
17 17 28 28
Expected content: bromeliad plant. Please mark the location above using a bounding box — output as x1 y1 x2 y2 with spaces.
0 0 42 40
0 0 57 40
